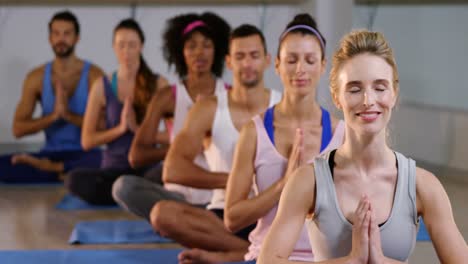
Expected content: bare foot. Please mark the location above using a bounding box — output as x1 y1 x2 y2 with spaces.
178 248 220 264
178 248 246 264
11 154 64 173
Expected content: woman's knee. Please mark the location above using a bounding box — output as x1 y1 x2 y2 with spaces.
112 175 138 203
64 169 83 192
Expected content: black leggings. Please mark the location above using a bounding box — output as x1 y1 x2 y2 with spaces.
0 149 101 183
65 167 146 205
211 209 257 241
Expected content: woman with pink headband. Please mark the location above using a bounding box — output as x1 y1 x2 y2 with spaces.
175 13 345 264
112 12 231 223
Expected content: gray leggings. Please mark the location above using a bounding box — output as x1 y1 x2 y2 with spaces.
112 166 185 221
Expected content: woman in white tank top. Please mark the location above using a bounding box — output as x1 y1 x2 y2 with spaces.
112 12 231 219
258 30 468 263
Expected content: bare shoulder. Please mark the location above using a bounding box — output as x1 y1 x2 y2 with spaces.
89 63 104 76
26 64 46 83
415 166 445 213
23 64 46 93
285 164 316 209
88 63 105 85
236 120 258 154
292 164 316 188
239 119 257 139
415 166 441 192
89 75 105 99
153 84 175 100
181 95 217 132
156 75 169 89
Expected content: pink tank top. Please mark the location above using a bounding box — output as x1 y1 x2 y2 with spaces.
245 115 345 261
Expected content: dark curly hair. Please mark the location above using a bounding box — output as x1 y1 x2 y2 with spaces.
162 12 231 78
277 13 326 60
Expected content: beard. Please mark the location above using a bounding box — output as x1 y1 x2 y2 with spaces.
239 71 261 88
52 43 75 58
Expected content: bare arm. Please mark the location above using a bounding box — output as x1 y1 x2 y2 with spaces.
154 76 171 144
12 68 58 138
128 85 172 168
225 121 292 233
258 165 361 264
81 78 126 150
162 97 227 189
416 168 468 263
87 64 105 89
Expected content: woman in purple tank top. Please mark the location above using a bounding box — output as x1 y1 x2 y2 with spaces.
64 18 169 205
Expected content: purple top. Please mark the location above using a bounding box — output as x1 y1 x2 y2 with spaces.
100 73 134 169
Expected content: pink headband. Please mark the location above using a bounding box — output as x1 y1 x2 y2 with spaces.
182 20 207 36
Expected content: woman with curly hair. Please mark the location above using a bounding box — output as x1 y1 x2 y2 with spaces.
112 12 231 220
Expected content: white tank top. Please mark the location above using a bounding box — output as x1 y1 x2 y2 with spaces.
164 78 226 205
206 88 282 210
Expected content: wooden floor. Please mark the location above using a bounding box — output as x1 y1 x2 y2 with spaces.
0 184 180 250
0 174 467 263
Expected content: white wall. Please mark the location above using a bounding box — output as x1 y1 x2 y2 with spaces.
354 5 468 171
2 4 467 172
0 4 300 144
354 5 468 111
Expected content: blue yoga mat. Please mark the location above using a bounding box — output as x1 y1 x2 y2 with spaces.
417 218 431 241
55 194 119 210
0 249 182 264
69 220 173 244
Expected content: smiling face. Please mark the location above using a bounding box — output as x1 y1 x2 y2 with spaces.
275 33 325 97
335 53 398 136
183 31 215 75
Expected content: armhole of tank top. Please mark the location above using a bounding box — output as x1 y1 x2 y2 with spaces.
263 106 275 146
252 116 263 167
171 84 176 100
312 159 323 217
210 91 224 137
42 63 52 105
408 158 418 225
320 107 332 152
101 76 111 106
81 61 91 92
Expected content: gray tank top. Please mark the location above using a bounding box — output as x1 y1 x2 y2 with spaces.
307 150 418 261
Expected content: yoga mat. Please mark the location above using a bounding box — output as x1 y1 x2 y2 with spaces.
417 218 431 241
55 194 119 210
69 220 173 244
0 249 182 264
